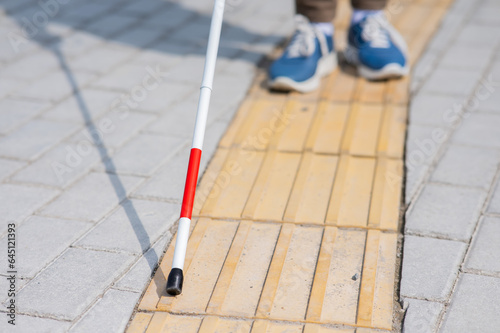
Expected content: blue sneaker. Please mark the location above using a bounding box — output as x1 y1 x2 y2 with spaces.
346 13 408 80
269 15 336 93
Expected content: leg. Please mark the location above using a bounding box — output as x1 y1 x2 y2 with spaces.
351 0 386 10
296 0 337 23
267 0 337 93
346 0 408 79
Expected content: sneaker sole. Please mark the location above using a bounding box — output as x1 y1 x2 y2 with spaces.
345 44 408 80
268 52 337 93
359 63 409 80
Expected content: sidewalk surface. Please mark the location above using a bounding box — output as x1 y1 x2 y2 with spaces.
401 0 500 332
129 0 453 332
0 0 291 331
0 0 499 332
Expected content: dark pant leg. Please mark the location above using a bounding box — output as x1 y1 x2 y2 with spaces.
296 0 337 22
351 0 387 10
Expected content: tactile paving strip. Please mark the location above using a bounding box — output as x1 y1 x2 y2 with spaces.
127 0 453 331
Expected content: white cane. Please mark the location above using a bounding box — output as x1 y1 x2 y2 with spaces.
166 0 226 296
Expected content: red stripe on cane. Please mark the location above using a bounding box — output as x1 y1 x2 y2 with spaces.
180 148 202 219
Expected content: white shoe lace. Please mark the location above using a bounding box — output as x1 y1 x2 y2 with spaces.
286 14 329 58
361 14 390 48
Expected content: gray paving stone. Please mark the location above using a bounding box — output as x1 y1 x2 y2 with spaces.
60 2 116 22
115 234 171 292
0 51 59 81
222 55 260 76
487 179 500 213
165 55 206 84
0 314 71 333
420 67 482 97
92 63 164 91
210 74 253 115
465 217 500 275
12 70 97 102
112 25 165 48
40 172 143 222
406 124 444 171
412 51 438 84
133 81 196 114
0 216 90 278
0 119 79 161
454 24 500 47
69 110 155 149
117 0 167 16
132 40 199 68
85 14 140 38
203 120 231 158
0 275 27 304
402 299 443 333
439 44 494 70
11 142 101 188
69 288 140 333
409 93 462 128
441 274 500 333
0 184 59 226
169 22 211 46
142 5 194 29
405 162 430 206
406 183 486 241
0 98 50 135
69 44 137 75
42 88 120 123
49 32 105 58
477 60 500 112
76 199 178 254
16 248 135 321
145 96 198 138
400 236 467 301
0 76 25 100
431 145 500 189
470 2 500 26
479 86 500 113
0 158 25 182
452 112 500 148
99 133 185 176
133 147 190 202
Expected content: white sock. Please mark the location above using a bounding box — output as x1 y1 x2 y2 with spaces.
351 9 382 24
312 22 334 36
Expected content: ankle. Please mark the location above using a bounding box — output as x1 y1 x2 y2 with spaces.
311 22 334 36
351 9 383 25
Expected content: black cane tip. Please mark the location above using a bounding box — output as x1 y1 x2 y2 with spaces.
166 268 184 296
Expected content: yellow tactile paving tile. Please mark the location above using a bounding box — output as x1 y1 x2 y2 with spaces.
305 101 349 155
138 313 202 333
242 152 301 221
127 312 153 333
377 105 406 159
284 153 338 224
217 98 405 158
340 103 383 157
135 219 398 330
129 315 358 333
197 151 400 229
326 156 376 228
357 231 398 330
129 0 452 330
200 149 265 218
368 158 403 230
